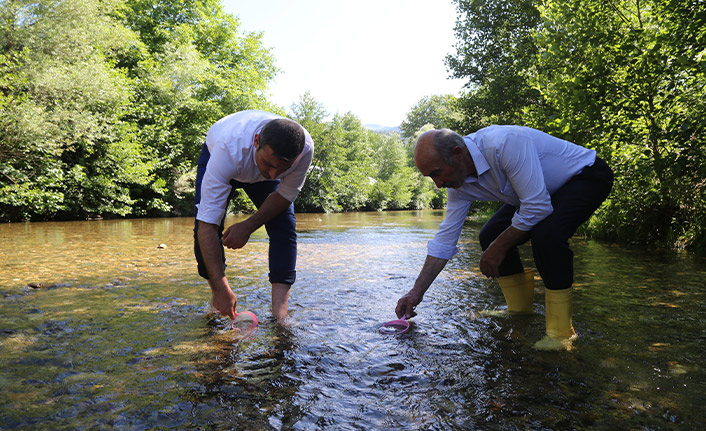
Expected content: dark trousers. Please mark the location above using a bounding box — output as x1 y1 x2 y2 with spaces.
193 144 297 285
478 157 613 290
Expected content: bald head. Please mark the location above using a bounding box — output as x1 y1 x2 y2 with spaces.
414 128 474 189
415 129 465 165
414 130 440 168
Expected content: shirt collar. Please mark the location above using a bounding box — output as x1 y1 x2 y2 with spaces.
464 134 490 183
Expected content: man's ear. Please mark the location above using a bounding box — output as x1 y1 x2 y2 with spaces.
254 134 260 150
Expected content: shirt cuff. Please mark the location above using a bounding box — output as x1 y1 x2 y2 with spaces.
427 239 458 260
195 203 226 225
275 184 298 203
511 203 553 231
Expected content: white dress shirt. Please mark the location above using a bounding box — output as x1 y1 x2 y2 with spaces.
196 110 314 225
427 125 596 260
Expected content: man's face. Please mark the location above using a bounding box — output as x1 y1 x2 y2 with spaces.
254 136 293 180
416 148 466 189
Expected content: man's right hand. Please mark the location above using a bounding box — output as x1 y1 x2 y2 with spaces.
198 222 238 319
395 289 424 319
395 255 448 319
211 284 237 319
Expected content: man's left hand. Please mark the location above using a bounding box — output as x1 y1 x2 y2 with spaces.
479 246 504 278
222 221 253 249
479 226 529 278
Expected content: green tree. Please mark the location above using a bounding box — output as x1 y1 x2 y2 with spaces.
530 0 706 250
331 112 377 211
291 92 432 213
121 0 280 215
0 0 154 220
409 125 447 209
0 0 280 221
368 133 413 210
290 92 340 212
447 0 542 133
400 94 462 139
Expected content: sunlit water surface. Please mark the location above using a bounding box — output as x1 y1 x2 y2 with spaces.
1 211 704 430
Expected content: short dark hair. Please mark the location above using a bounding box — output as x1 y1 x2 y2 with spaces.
433 129 465 164
259 119 306 162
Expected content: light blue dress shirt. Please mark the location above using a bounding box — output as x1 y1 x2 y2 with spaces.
427 125 596 260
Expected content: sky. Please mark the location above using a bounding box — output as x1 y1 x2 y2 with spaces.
220 0 466 127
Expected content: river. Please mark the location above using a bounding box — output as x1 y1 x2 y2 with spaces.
1 211 704 430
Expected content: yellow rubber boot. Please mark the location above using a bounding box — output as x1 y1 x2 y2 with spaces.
498 268 535 315
533 288 577 351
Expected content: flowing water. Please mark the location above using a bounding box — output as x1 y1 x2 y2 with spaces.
0 211 704 430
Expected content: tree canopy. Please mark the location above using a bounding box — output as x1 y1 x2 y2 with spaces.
447 0 706 251
288 92 442 213
2 0 704 253
0 0 278 220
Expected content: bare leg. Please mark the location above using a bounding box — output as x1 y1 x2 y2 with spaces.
271 283 291 323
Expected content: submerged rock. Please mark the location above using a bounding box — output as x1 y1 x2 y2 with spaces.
24 283 71 290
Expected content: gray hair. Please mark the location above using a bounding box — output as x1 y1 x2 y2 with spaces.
433 129 465 164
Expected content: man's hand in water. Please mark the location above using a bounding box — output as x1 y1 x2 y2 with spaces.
211 283 237 319
396 289 423 319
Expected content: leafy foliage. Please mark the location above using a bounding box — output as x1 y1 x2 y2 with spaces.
400 94 463 139
0 0 278 220
0 0 151 220
447 0 706 252
291 94 443 213
447 0 542 133
530 0 706 250
120 0 280 216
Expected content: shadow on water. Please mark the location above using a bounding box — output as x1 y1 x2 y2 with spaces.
0 211 704 430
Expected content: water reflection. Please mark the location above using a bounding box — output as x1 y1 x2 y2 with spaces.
1 211 705 429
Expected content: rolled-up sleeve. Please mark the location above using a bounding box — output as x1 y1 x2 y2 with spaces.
499 135 553 231
427 190 472 260
196 143 238 225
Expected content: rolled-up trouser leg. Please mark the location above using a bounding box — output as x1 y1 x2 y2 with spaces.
240 181 297 286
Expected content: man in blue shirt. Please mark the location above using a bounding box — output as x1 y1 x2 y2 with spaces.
395 126 613 350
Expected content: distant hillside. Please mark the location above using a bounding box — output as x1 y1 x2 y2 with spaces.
364 124 401 134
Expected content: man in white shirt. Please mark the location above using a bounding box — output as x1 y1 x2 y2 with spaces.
194 110 314 323
395 126 613 350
